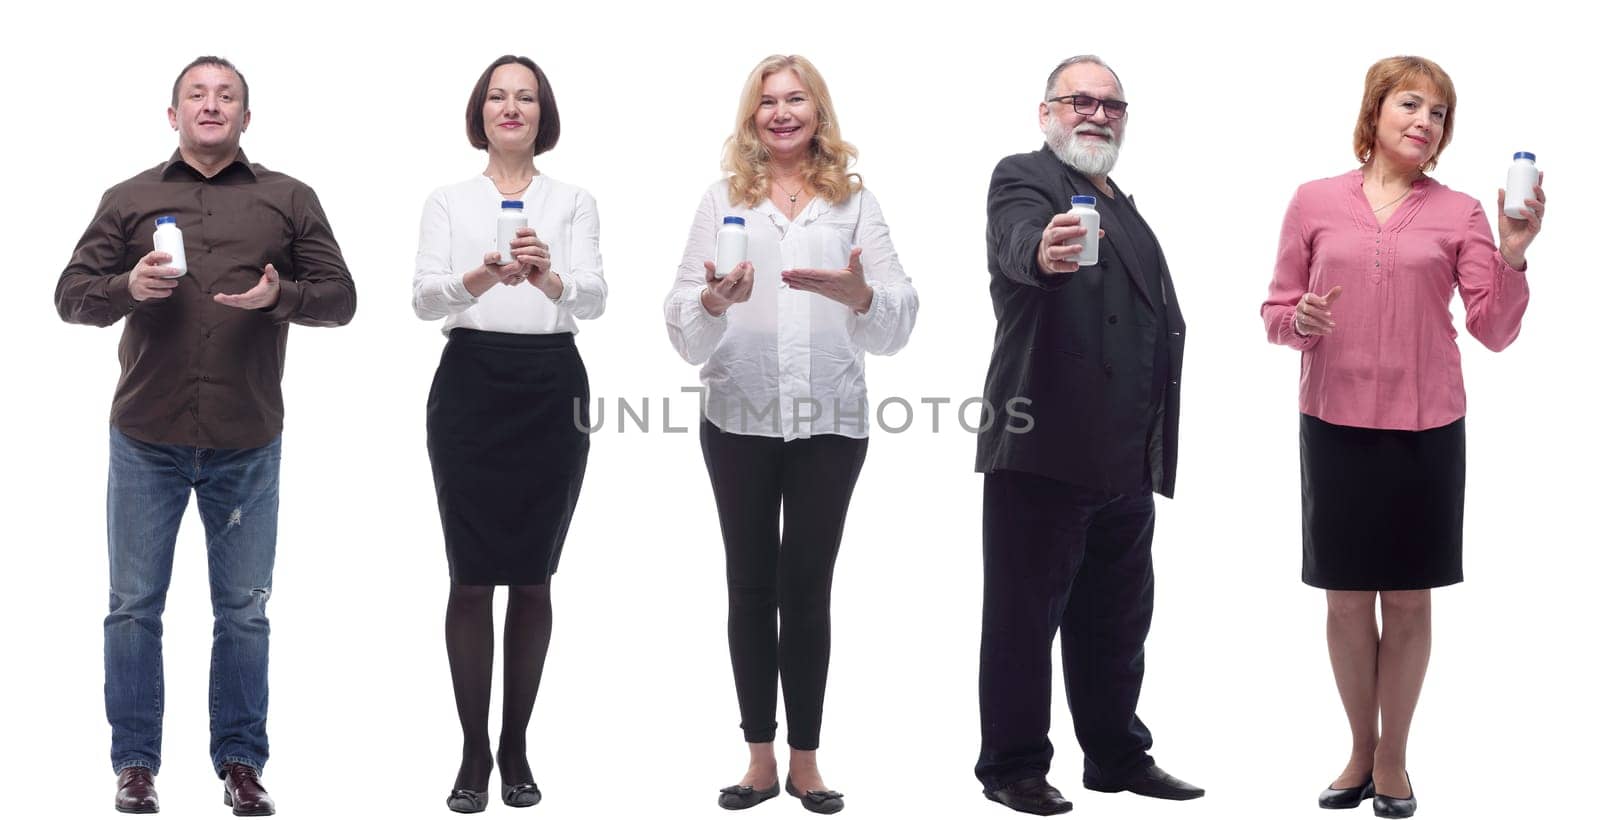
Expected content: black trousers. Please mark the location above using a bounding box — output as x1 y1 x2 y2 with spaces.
976 469 1157 790
700 420 869 750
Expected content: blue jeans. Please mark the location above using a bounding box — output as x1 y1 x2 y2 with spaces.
105 427 280 776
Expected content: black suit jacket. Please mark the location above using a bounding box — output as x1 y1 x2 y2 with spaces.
975 147 1186 498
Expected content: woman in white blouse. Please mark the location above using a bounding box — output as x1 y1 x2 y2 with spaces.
665 54 917 815
413 55 606 814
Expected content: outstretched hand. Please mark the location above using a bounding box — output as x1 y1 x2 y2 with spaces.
781 247 873 314
214 264 281 310
1036 212 1105 275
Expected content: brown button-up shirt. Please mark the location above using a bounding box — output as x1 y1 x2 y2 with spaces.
55 150 356 448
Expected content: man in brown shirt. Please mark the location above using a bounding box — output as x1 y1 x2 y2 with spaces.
54 55 354 817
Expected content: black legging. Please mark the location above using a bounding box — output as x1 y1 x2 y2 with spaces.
700 420 869 751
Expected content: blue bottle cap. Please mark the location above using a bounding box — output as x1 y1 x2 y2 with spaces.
155 215 177 226
722 216 746 226
501 200 524 209
1513 151 1535 162
1071 195 1097 206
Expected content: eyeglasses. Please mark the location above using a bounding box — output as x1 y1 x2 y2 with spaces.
1045 94 1128 120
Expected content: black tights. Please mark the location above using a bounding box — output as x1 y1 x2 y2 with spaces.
445 583 552 790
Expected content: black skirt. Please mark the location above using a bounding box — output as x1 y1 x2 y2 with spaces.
1300 413 1465 591
426 329 590 585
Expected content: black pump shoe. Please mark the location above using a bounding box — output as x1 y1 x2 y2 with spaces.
1372 773 1416 818
1318 778 1375 809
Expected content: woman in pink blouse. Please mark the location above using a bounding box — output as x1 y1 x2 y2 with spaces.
1261 56 1544 818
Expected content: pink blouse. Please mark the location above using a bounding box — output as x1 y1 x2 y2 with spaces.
1261 170 1529 431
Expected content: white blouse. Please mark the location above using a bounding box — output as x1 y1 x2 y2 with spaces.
413 174 606 333
664 180 918 440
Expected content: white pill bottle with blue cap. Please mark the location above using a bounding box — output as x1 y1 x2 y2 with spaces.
714 216 747 279
497 200 526 263
1067 195 1099 266
1504 152 1538 219
152 216 187 277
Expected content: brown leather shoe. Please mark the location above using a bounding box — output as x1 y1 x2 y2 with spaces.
115 766 159 814
221 762 275 816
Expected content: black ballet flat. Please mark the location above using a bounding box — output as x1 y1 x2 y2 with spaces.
446 789 488 814
786 776 844 814
1372 773 1416 818
718 782 780 810
1318 778 1375 809
502 782 542 808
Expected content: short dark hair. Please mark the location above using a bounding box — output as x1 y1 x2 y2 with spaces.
171 56 249 110
465 55 560 154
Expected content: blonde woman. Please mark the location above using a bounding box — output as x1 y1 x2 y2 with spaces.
664 54 918 814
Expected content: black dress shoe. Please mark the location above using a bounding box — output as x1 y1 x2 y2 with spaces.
1084 764 1205 801
502 781 542 808
446 789 488 814
718 781 780 810
1319 778 1375 809
785 777 844 814
1372 773 1416 818
115 766 159 814
982 776 1074 815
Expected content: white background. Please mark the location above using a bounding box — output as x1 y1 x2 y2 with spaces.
2 1 1594 818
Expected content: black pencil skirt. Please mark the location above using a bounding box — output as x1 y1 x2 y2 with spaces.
1300 413 1465 591
426 329 590 586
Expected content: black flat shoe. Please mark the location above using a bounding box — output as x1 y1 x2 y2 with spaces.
502 782 542 808
446 789 488 814
1372 773 1416 818
982 776 1074 815
1319 778 1375 809
718 782 779 810
786 776 845 814
1084 764 1204 801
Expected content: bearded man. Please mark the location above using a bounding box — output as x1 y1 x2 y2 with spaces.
973 54 1201 816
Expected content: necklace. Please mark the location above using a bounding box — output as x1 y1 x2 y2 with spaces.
773 177 803 204
491 174 533 198
1370 189 1409 213
1363 172 1417 213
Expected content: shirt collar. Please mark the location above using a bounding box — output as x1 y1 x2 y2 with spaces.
750 191 834 227
160 148 257 183
1344 167 1434 191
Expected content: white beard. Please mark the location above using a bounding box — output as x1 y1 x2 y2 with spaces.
1045 117 1120 177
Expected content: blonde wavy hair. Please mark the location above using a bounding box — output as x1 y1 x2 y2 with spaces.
723 55 861 208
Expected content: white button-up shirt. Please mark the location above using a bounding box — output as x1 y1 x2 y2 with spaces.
413 174 607 333
665 180 918 439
